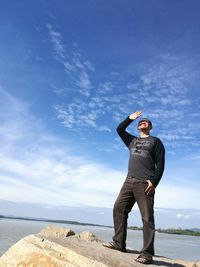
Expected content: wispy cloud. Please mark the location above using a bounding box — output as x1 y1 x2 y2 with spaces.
46 24 94 97
46 22 200 155
50 45 200 153
76 71 92 97
46 24 65 60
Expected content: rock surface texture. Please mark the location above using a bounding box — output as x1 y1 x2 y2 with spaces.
0 225 199 267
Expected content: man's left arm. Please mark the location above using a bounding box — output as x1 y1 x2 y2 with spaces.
145 139 165 195
152 138 165 188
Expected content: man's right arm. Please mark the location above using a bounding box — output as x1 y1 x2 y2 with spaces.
116 117 134 147
116 111 142 147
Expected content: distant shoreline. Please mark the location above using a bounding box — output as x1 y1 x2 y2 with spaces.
1 215 200 236
129 226 200 236
0 214 112 228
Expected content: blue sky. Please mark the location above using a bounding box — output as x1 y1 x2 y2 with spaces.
0 0 200 227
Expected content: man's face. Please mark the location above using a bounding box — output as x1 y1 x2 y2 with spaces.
137 120 152 131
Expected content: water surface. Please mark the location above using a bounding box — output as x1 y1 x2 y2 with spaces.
0 219 199 261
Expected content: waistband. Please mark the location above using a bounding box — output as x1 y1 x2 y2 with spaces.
126 176 147 183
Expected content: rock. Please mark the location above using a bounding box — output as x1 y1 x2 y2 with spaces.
75 230 101 242
38 225 75 238
0 225 199 267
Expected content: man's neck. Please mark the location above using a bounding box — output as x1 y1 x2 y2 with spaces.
140 131 150 138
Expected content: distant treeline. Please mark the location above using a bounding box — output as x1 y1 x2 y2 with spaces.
1 215 200 236
156 228 200 236
128 226 200 236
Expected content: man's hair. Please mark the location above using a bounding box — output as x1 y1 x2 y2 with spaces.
138 118 152 129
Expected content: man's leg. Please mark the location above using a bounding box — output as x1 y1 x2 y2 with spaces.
133 181 155 257
112 178 135 250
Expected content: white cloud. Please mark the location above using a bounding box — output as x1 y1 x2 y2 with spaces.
98 125 112 132
156 183 199 210
0 157 125 207
176 214 191 220
98 82 113 94
0 87 125 207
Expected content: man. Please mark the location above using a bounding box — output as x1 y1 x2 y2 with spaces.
103 111 165 264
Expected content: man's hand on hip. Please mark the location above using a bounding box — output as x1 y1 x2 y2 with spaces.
145 180 155 196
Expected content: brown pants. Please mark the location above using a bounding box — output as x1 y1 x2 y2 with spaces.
112 177 155 257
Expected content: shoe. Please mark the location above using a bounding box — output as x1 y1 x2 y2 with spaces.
102 241 126 252
135 255 153 264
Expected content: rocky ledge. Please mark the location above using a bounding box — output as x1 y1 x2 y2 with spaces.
0 225 199 267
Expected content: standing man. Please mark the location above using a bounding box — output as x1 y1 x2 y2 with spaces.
103 111 165 264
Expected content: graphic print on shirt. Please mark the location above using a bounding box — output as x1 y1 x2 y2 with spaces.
130 139 153 158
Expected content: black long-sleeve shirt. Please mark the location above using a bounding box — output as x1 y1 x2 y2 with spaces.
117 117 165 187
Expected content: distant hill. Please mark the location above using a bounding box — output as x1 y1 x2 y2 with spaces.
191 228 200 232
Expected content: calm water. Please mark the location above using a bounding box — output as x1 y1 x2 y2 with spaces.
0 219 199 261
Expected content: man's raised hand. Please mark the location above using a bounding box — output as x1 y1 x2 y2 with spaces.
129 111 143 121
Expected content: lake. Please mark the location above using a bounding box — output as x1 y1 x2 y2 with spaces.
0 218 199 261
